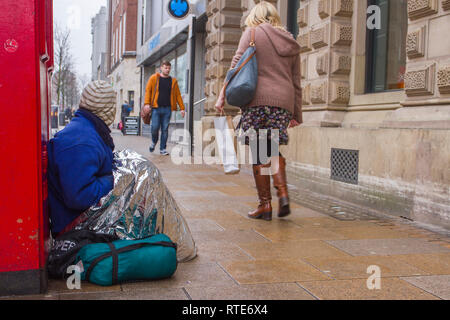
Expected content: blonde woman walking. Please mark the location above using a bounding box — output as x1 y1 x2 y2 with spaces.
215 1 302 221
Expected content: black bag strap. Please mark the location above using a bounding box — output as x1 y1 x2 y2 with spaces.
108 243 119 285
84 241 177 284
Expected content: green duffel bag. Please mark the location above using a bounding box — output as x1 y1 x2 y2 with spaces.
76 233 177 286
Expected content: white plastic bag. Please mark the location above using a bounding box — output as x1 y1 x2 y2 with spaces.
214 116 240 174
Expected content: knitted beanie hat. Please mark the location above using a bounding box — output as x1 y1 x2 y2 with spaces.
79 80 116 126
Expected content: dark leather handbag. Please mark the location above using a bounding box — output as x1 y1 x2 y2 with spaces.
224 28 258 108
141 107 152 125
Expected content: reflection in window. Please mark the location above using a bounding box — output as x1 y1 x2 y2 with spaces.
366 0 407 93
287 0 300 39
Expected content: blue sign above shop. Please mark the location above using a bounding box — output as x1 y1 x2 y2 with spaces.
149 33 161 53
168 0 190 19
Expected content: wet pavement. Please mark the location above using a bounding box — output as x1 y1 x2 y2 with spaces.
3 130 450 300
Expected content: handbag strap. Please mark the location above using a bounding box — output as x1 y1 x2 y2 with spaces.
249 28 256 47
223 28 256 91
84 240 177 284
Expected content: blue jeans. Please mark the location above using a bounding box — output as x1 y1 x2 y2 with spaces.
150 106 172 151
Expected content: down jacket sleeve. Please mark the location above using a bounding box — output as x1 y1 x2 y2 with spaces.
55 144 114 211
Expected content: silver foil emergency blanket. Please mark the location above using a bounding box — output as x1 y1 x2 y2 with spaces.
72 149 197 262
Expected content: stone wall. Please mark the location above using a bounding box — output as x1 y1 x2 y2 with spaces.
201 0 450 229
283 0 450 228
203 0 279 116
297 0 354 126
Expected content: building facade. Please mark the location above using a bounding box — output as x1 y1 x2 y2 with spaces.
136 0 208 144
91 6 108 81
107 0 141 126
203 0 450 229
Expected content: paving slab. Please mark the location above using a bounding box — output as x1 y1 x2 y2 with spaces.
302 255 429 280
0 293 59 300
400 275 450 300
120 262 237 290
181 199 254 213
253 224 346 242
289 217 383 229
325 226 416 240
186 283 316 300
187 240 254 264
47 279 121 294
58 287 189 300
326 238 450 256
200 186 260 197
394 253 450 275
287 206 329 218
185 218 225 233
192 229 271 245
238 240 351 260
298 278 440 300
220 259 331 284
211 214 297 231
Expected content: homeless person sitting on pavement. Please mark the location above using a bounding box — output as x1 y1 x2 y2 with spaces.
47 80 117 239
47 81 196 285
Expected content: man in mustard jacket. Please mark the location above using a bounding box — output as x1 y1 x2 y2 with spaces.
142 60 185 155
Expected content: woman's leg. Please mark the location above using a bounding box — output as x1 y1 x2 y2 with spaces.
248 132 272 221
271 154 290 217
254 129 290 218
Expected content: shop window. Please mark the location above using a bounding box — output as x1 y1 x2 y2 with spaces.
365 0 407 93
128 91 135 110
287 0 300 39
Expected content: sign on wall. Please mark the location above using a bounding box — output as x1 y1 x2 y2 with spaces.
167 0 190 19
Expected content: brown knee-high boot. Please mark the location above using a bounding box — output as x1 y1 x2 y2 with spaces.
248 163 272 221
271 156 290 217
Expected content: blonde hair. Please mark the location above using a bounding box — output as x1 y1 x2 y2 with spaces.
245 1 284 30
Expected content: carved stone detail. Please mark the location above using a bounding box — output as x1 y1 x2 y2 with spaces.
298 33 312 53
316 53 329 75
333 0 353 18
437 65 450 94
302 84 311 106
330 81 350 104
331 22 352 46
298 6 308 28
311 26 329 49
405 64 436 96
301 58 307 80
318 0 330 19
406 25 426 59
331 52 351 75
311 82 328 104
443 0 450 10
407 0 438 20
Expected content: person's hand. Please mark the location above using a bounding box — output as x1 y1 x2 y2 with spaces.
215 96 225 114
142 104 151 116
289 119 300 128
181 110 185 118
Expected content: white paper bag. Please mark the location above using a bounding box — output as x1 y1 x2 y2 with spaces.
214 116 240 174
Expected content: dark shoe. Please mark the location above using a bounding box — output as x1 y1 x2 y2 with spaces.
149 143 156 153
248 164 272 221
271 156 290 217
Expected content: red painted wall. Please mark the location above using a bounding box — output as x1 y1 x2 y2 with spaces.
0 0 52 275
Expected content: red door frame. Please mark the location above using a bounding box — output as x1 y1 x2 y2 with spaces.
0 0 53 296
